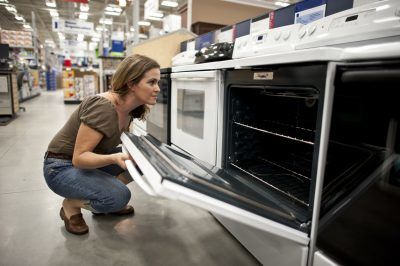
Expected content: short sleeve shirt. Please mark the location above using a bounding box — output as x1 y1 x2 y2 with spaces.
47 95 123 156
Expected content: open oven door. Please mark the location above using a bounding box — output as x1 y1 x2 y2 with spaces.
121 132 309 245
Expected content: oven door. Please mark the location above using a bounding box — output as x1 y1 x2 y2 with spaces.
122 132 309 245
171 70 220 166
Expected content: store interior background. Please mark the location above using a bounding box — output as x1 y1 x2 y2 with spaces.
0 0 295 107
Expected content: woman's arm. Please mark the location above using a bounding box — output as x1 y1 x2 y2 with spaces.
72 123 129 169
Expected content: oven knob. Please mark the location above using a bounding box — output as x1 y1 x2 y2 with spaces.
299 27 306 39
274 31 281 41
282 31 291 40
308 25 317 36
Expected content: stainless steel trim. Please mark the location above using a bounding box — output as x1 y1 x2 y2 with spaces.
307 62 338 266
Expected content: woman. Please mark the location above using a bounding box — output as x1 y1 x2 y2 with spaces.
43 54 160 235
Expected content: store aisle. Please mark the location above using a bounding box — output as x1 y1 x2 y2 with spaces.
0 90 259 266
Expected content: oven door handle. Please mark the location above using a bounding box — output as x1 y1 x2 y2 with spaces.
172 77 214 82
122 146 157 196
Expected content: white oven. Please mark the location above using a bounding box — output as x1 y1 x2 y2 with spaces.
170 70 223 166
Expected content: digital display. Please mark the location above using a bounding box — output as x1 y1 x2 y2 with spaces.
345 14 358 22
273 4 296 28
235 19 251 39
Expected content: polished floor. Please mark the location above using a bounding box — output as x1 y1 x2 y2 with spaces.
0 90 259 266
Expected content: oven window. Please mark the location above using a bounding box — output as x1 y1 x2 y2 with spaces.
177 89 204 139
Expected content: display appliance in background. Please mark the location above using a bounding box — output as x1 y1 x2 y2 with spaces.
146 68 171 144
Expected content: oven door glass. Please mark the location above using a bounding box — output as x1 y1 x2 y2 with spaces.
122 132 309 245
171 71 220 165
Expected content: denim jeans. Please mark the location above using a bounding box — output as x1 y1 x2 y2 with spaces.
43 153 133 213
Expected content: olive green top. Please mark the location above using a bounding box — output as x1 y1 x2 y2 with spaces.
47 95 129 156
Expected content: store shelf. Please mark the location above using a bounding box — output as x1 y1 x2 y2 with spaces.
9 45 35 50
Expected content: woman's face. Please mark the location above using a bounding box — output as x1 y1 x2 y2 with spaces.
132 68 161 105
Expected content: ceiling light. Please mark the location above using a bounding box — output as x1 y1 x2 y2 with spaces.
99 18 113 25
161 1 178 7
147 16 163 21
104 11 121 16
45 0 56 8
23 24 32 29
80 3 89 12
0 0 9 3
138 21 151 26
5 5 16 13
149 12 164 18
275 1 290 7
91 37 100 42
105 4 122 13
79 12 88 20
119 0 126 7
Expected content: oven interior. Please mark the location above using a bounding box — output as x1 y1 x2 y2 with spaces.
225 85 321 225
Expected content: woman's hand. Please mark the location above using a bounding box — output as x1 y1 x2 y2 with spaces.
113 152 133 170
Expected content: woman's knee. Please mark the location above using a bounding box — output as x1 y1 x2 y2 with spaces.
96 185 131 212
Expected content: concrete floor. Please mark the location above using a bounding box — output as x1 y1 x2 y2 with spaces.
0 90 260 266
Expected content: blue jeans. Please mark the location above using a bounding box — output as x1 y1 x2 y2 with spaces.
43 155 132 213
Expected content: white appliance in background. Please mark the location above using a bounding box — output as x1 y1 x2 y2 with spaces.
296 0 400 49
170 70 223 166
233 23 303 59
171 50 198 66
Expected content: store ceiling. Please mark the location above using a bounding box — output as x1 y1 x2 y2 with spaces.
0 0 296 47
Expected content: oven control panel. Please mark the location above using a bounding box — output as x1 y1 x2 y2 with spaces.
296 0 400 49
233 24 302 59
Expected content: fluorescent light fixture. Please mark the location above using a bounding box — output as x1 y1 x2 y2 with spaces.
5 5 16 13
104 11 121 16
119 0 126 7
147 16 163 21
79 12 88 20
105 4 122 13
0 0 9 3
99 18 113 25
45 39 54 44
222 0 280 9
161 1 178 7
80 3 89 12
376 4 390 12
149 11 164 18
96 26 108 31
138 20 151 26
275 1 290 7
15 14 24 20
49 9 59 17
23 24 32 29
91 37 100 42
45 0 56 8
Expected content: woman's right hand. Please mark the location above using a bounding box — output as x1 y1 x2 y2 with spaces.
112 152 132 170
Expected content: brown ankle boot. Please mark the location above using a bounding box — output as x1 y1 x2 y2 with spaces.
60 207 89 235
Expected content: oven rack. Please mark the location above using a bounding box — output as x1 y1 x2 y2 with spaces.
230 158 310 207
233 121 315 145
